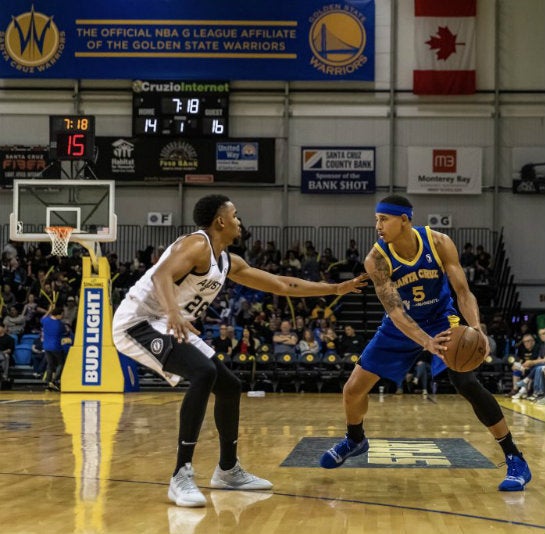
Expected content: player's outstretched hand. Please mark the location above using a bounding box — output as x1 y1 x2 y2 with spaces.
335 273 369 295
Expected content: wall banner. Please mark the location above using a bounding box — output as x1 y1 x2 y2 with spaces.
0 146 58 188
512 147 545 194
407 147 482 195
91 137 275 183
0 1 375 81
301 147 376 194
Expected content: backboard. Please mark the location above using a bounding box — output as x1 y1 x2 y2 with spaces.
10 179 116 242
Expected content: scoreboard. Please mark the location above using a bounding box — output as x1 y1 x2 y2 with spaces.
132 80 229 137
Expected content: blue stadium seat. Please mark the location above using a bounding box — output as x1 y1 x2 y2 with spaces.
13 346 32 366
20 334 40 346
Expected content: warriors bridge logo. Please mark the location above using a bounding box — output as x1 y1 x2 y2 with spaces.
0 4 65 73
308 4 368 76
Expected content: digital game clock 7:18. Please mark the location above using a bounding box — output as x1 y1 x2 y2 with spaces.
132 80 229 137
49 115 96 161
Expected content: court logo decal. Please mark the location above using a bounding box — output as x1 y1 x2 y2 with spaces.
308 4 368 76
0 4 65 73
281 437 495 468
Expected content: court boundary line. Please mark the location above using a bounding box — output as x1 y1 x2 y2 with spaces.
0 471 542 530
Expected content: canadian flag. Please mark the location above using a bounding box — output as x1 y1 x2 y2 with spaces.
413 0 476 95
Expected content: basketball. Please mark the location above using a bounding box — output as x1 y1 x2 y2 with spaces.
442 325 487 372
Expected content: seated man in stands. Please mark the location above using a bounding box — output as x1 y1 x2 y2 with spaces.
212 325 234 356
273 320 298 356
338 324 366 357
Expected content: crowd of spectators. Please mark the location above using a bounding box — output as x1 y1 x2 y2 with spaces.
0 232 529 396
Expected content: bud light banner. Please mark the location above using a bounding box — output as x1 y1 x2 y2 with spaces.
0 0 375 81
407 147 482 195
301 147 376 194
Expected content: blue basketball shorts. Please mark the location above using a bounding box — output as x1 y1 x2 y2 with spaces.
358 314 459 386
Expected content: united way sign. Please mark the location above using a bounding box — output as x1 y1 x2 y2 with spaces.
301 147 376 194
0 1 375 80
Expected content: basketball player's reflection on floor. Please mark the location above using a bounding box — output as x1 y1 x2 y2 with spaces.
167 491 272 534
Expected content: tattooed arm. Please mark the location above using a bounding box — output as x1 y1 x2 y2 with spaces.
364 248 449 354
228 254 368 297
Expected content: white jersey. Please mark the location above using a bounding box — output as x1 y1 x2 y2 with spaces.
112 230 230 372
124 230 230 322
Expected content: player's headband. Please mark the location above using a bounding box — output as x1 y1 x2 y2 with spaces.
375 202 413 220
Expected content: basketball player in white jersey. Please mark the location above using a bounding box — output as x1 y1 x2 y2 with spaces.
113 194 367 508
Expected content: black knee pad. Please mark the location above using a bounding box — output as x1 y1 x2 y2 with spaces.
448 369 503 427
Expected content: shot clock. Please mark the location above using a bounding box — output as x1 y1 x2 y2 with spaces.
132 80 229 137
49 115 96 161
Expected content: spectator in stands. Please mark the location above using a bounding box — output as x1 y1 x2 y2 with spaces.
310 298 337 325
31 332 46 378
1 283 17 312
22 293 38 328
513 328 545 400
233 327 260 357
0 323 15 385
319 247 340 282
41 305 65 392
338 325 366 357
280 250 302 277
225 325 239 352
203 300 224 327
301 245 321 282
460 243 476 283
405 352 432 396
298 328 321 357
509 333 540 398
36 282 55 316
475 245 492 284
321 326 339 355
3 306 25 340
273 320 298 356
259 241 281 274
62 296 78 328
248 311 268 345
345 239 361 274
212 325 233 356
234 299 254 328
247 239 264 267
2 240 18 262
293 315 307 342
3 257 27 302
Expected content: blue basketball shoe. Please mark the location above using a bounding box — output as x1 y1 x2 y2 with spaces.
320 435 369 469
498 454 532 491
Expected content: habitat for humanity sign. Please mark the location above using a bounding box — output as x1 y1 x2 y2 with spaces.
407 147 482 195
301 147 375 194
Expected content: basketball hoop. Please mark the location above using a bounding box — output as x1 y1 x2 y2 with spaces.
45 226 74 257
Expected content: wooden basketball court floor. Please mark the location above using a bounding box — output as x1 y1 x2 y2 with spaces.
0 390 543 534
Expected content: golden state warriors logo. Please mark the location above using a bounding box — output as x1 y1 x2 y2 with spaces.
1 5 65 72
309 4 368 76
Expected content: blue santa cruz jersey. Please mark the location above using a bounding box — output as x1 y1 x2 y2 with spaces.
373 226 456 327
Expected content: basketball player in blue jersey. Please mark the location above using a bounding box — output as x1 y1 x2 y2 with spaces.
113 194 367 508
320 195 531 492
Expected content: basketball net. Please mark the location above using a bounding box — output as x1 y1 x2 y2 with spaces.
45 226 74 257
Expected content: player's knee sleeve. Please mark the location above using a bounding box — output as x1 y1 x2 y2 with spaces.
448 369 503 427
